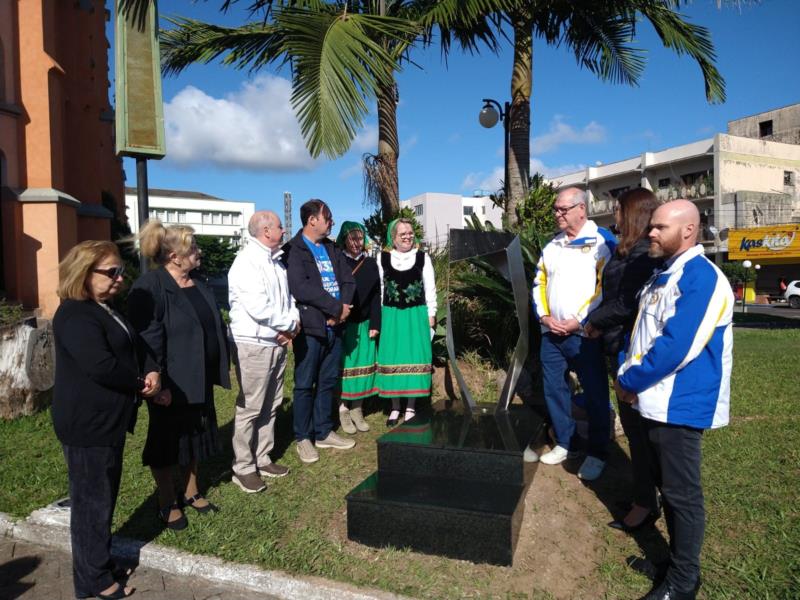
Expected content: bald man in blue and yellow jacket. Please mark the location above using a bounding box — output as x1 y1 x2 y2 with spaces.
616 200 733 600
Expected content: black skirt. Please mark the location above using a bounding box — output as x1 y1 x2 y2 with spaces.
142 384 220 468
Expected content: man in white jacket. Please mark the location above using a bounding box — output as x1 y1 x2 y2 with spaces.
616 200 733 600
228 211 300 493
531 187 616 481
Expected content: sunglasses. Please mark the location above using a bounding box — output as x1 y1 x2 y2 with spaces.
93 266 125 280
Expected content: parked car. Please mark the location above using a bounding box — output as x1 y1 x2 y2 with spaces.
785 280 800 309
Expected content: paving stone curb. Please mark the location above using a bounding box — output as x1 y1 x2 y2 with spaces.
0 508 412 600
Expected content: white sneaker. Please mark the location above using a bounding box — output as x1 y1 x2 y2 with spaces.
539 446 569 465
577 456 606 481
315 431 356 450
523 446 539 463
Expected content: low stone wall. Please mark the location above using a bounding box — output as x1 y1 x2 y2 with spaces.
0 319 55 419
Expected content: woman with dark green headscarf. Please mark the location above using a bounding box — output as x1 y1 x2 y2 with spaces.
336 221 380 433
377 218 437 425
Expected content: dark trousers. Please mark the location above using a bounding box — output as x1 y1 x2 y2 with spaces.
292 328 342 441
642 419 705 593
540 332 610 459
63 444 124 598
617 395 659 511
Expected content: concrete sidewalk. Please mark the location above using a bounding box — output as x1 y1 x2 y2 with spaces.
0 536 277 600
0 505 409 600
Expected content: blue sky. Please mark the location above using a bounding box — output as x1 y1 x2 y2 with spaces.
116 0 800 232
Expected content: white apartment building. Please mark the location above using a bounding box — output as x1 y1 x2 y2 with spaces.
400 192 504 249
124 187 255 246
546 104 800 255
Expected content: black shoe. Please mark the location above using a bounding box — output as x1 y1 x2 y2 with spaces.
638 579 697 600
386 410 400 427
158 503 188 530
608 509 660 533
182 493 219 514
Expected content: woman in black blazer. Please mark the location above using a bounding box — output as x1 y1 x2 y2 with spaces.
585 188 663 533
128 221 230 530
53 240 160 600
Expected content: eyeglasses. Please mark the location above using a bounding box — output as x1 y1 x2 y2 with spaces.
93 266 125 280
553 203 582 216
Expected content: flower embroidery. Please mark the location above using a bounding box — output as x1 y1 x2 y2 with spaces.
386 279 401 302
404 280 423 302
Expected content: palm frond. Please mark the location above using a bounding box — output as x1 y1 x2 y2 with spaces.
278 9 418 157
160 17 286 76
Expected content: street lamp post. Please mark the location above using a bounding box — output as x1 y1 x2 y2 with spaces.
741 260 752 313
478 98 511 201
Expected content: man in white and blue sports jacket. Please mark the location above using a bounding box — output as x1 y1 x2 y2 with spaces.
616 199 733 600
532 187 616 481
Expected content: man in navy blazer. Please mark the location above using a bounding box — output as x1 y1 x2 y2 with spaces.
282 199 356 464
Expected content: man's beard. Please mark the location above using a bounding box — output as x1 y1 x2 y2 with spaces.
648 242 664 258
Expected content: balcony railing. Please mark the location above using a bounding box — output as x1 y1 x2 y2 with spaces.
656 179 714 202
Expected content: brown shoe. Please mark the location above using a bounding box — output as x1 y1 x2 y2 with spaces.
232 472 266 493
258 463 289 478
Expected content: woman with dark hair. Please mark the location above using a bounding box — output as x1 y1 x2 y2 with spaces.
53 241 160 599
585 188 663 532
128 220 230 531
336 221 380 433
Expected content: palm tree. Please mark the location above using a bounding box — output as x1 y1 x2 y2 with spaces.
499 0 726 229
129 0 509 219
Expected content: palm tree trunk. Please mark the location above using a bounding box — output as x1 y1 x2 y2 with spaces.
375 80 400 218
506 12 532 230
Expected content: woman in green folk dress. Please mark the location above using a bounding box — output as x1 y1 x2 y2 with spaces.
376 218 437 426
337 222 380 434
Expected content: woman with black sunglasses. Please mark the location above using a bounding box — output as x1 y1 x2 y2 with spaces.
53 241 161 599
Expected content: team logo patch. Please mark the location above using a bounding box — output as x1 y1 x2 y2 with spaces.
648 292 660 304
581 246 591 253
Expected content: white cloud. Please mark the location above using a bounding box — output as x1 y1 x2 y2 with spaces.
339 159 364 180
163 75 317 171
531 115 606 155
462 160 585 193
352 124 378 152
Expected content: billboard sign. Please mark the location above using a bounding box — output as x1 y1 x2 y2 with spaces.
728 224 800 261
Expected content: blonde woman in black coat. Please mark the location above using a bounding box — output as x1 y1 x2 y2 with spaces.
128 221 230 531
53 241 160 599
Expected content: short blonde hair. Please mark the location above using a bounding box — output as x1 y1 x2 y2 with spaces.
57 241 120 301
138 219 196 265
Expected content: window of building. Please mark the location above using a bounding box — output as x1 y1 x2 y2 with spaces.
222 213 232 225
658 178 671 189
481 206 486 215
233 214 241 225
759 120 773 138
212 213 222 225
169 211 178 223
463 206 474 216
178 212 187 223
202 213 211 225
785 171 796 187
414 204 423 216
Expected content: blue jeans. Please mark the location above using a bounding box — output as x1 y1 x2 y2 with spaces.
540 332 610 459
292 328 342 441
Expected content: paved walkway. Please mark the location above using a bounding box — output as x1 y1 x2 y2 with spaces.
0 536 279 600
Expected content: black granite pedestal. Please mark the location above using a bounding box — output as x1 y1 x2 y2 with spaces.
346 402 545 566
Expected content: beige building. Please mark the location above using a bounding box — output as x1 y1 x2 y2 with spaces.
547 104 800 257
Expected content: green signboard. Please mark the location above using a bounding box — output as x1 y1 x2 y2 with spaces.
115 1 166 158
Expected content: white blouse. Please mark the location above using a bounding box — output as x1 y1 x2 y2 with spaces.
376 249 438 318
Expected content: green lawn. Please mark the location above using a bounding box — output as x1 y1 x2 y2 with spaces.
1 329 798 599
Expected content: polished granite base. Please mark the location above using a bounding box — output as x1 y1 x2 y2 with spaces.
346 403 545 565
